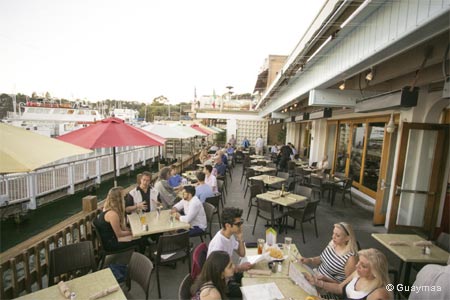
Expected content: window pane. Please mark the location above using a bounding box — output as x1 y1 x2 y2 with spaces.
363 123 385 191
326 124 336 167
335 123 350 174
349 124 365 183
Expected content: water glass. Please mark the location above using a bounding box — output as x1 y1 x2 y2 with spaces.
257 238 265 255
285 237 292 251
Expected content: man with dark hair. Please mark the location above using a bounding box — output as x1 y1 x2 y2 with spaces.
154 167 178 208
171 185 206 236
203 164 218 192
213 155 227 177
195 171 214 203
207 207 253 298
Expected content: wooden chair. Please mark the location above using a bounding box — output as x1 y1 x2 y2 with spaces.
126 252 153 300
48 241 97 286
153 231 191 298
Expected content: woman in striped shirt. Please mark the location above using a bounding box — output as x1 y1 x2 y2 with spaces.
301 222 358 283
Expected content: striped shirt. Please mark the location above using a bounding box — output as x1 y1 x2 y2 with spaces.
318 244 354 283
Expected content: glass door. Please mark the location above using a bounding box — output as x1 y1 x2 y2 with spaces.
388 123 448 236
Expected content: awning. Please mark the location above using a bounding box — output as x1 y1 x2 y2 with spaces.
141 124 195 139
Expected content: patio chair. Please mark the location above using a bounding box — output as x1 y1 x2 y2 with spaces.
92 221 138 269
48 241 97 286
203 202 217 240
269 171 289 190
252 198 284 235
246 180 265 221
283 200 319 243
332 178 353 206
217 179 226 204
287 160 297 177
125 252 153 300
153 231 191 299
240 158 251 184
191 242 208 281
243 169 256 197
178 273 193 300
205 194 223 224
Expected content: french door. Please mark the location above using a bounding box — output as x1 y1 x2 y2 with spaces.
388 123 448 237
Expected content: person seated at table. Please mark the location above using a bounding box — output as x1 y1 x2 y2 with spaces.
300 222 358 284
209 143 219 153
409 257 450 300
203 165 218 193
207 207 253 299
171 185 207 236
307 248 392 300
191 250 235 300
216 149 228 166
226 143 234 157
199 147 209 164
94 186 144 252
125 171 153 214
271 144 279 154
154 167 179 208
195 171 215 203
213 156 227 177
168 166 182 188
317 154 330 171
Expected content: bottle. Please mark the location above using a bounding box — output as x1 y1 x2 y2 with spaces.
281 184 285 197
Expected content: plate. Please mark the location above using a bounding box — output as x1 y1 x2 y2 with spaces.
269 255 289 262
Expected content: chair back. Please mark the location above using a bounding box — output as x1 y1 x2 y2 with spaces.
311 162 317 167
245 168 256 179
294 185 313 199
310 176 323 187
267 162 277 168
288 160 296 171
343 178 353 190
178 273 193 300
436 232 450 252
323 168 331 174
205 194 220 210
191 242 208 280
302 200 319 222
48 241 96 286
277 171 289 179
256 160 267 166
250 182 264 198
257 198 274 214
127 252 153 300
203 202 216 237
155 231 190 264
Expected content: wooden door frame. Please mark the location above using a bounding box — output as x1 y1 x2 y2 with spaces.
388 122 448 237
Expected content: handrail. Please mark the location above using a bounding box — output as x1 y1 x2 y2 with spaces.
0 152 199 299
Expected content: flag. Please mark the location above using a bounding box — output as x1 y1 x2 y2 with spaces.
212 89 216 109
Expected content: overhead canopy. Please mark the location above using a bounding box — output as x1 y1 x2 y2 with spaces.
0 123 92 174
141 124 196 139
190 124 211 135
209 126 224 133
169 123 206 137
194 123 217 134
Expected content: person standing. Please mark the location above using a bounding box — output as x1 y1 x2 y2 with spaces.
241 137 250 149
255 135 264 155
207 207 253 298
228 134 236 148
171 185 207 236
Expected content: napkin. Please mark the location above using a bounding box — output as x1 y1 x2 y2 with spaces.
388 241 409 246
247 269 272 276
57 281 71 299
413 241 433 247
89 285 120 300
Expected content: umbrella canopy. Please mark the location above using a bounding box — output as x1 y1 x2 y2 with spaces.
209 126 224 133
170 124 206 137
57 117 164 186
141 124 195 139
0 123 92 174
190 124 211 136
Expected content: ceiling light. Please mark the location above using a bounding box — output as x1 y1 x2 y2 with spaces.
339 81 346 90
294 103 298 107
366 68 374 81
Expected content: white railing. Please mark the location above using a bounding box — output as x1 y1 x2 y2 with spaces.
0 146 158 208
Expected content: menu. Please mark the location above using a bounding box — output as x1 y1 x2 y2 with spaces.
240 282 284 300
288 263 318 296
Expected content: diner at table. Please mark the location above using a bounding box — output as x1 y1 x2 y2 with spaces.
154 166 180 208
195 171 215 203
124 171 153 214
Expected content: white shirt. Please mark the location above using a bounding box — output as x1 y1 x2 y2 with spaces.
207 230 239 258
173 196 207 230
318 160 329 170
205 173 218 193
409 265 450 300
255 137 264 148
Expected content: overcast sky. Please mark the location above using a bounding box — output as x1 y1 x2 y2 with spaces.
0 0 325 104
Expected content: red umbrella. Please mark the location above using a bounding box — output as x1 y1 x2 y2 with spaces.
190 124 211 136
57 117 164 186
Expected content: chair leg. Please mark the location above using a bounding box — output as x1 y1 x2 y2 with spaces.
246 203 253 221
301 223 305 243
314 218 319 238
156 265 161 298
244 185 249 198
252 213 258 235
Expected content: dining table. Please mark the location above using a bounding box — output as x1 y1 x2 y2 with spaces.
372 233 450 288
249 166 277 174
15 268 126 300
249 174 287 187
241 244 318 300
128 209 191 237
257 190 307 207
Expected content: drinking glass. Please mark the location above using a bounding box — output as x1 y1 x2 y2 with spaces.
285 237 292 251
257 238 265 255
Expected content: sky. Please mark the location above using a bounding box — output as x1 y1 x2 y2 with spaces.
0 0 325 104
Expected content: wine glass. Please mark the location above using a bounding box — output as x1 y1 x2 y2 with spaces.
285 237 292 251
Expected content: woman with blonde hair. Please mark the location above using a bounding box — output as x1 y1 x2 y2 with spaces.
308 248 392 300
94 186 143 252
301 222 358 284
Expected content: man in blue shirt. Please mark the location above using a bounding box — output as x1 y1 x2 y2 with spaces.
168 166 182 188
213 156 227 177
195 171 215 203
242 137 250 149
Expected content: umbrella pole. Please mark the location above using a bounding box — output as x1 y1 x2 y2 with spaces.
113 147 118 187
180 138 183 173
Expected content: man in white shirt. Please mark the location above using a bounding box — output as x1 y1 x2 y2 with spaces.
171 185 207 236
255 135 264 155
207 207 253 298
317 154 330 171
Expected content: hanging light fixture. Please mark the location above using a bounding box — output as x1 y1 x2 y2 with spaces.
386 113 395 133
339 81 346 90
365 68 374 81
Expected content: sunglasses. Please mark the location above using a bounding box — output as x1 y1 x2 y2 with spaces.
232 219 244 226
